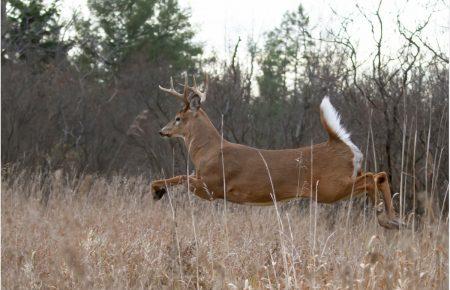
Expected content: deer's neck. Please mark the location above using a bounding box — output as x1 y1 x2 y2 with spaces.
184 110 222 165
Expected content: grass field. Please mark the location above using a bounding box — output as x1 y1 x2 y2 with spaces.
2 169 448 289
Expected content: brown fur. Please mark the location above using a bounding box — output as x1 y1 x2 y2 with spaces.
148 80 402 229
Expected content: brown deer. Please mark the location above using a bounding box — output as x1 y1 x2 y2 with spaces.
145 75 403 229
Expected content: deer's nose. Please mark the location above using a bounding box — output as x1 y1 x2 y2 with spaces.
159 130 170 137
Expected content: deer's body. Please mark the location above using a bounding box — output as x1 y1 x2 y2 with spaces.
133 76 403 229
182 110 355 204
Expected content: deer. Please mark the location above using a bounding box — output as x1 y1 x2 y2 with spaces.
142 75 403 229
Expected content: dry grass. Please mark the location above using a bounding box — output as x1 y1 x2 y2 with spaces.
2 169 448 289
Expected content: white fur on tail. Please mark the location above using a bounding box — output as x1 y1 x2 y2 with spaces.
320 96 363 178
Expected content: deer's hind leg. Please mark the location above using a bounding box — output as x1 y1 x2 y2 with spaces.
350 172 395 213
350 172 378 205
373 172 396 219
350 172 400 228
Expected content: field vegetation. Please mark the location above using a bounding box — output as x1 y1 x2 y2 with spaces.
2 167 448 289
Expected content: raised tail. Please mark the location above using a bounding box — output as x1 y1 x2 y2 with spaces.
320 96 363 177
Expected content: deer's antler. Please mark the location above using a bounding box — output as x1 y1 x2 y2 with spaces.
159 76 189 105
188 74 208 103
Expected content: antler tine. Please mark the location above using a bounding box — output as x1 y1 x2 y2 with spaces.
188 74 208 103
158 76 187 103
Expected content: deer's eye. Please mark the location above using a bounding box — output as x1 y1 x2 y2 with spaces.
175 117 181 122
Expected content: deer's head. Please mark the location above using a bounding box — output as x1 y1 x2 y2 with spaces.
158 75 208 139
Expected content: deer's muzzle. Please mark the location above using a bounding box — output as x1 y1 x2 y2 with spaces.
159 130 171 137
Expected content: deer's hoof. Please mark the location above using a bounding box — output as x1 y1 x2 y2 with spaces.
152 187 166 200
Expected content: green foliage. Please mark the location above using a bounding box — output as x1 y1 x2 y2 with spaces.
74 0 202 73
252 5 315 146
3 0 68 63
257 5 313 104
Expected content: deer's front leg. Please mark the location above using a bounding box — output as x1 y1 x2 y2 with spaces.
151 175 214 201
187 177 215 201
151 175 187 200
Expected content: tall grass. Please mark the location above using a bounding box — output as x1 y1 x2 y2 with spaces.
2 167 448 289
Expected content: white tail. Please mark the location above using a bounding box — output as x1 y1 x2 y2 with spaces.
320 96 363 177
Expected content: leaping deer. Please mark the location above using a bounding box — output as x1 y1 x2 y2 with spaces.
140 75 402 229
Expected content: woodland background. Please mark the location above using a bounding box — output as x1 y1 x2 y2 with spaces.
1 0 448 210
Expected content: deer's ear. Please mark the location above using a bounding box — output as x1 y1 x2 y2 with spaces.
189 95 201 112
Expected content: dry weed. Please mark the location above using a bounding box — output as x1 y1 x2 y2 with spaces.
2 170 448 289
